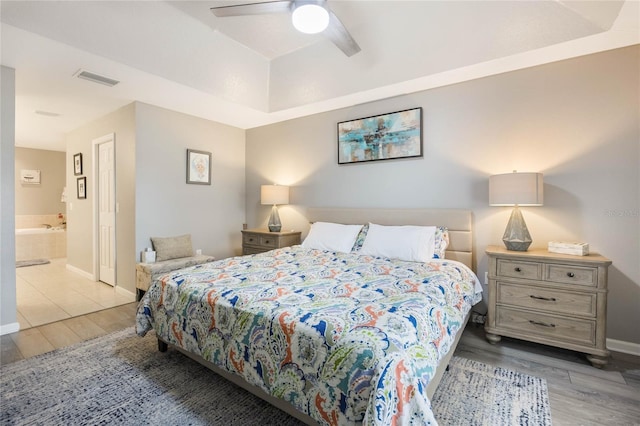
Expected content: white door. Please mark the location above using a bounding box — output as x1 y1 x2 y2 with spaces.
98 139 116 286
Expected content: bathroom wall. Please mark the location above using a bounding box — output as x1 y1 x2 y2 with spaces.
14 147 65 216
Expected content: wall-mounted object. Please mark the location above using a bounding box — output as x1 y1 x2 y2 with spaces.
20 169 41 184
338 107 423 164
73 153 83 176
261 184 289 232
489 171 544 251
77 176 87 199
186 149 212 185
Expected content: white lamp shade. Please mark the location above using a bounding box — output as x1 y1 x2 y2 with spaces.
291 3 329 34
489 172 543 206
261 185 289 205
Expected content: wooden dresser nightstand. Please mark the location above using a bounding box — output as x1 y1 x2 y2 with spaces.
484 245 612 368
241 228 301 255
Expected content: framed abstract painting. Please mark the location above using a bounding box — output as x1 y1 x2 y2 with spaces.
337 107 423 164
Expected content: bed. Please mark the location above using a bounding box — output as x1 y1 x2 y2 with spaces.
136 208 481 425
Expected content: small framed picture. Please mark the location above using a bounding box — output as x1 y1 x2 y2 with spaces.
77 177 87 199
186 149 212 185
73 153 83 176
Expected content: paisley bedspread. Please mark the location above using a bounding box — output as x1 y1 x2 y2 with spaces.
136 246 481 425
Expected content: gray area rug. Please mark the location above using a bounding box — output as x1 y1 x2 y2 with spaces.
15 259 50 268
1 328 551 425
431 356 552 425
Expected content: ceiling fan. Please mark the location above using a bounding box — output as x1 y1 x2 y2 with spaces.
210 0 361 57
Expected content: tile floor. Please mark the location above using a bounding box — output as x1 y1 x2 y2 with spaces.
15 258 135 330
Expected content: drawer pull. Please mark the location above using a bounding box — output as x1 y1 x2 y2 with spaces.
514 267 522 272
249 238 254 242
264 240 270 244
529 320 556 328
530 295 557 302
567 272 575 278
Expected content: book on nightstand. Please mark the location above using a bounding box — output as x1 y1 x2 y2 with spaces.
548 241 589 256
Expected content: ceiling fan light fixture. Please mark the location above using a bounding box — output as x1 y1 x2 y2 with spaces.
292 3 329 34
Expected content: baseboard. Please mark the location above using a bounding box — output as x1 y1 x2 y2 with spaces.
115 286 136 300
607 338 640 356
0 322 20 336
66 263 95 280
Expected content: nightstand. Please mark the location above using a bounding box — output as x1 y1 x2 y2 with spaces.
484 245 612 368
241 228 301 255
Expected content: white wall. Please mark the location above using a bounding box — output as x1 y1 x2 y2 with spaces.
0 66 18 334
246 46 640 345
135 103 246 260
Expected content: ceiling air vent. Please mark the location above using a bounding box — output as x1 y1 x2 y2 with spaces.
73 69 119 87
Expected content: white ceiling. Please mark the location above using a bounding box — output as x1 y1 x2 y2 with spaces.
1 0 638 152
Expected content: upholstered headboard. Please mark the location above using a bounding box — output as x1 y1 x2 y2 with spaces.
306 208 474 270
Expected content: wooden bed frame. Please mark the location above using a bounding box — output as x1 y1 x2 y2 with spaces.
157 208 474 425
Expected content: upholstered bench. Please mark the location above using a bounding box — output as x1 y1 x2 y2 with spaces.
135 234 215 301
135 254 215 301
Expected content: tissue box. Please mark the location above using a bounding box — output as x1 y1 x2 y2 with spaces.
548 241 589 256
140 250 156 263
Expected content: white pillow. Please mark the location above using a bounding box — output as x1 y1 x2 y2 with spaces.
359 223 436 262
302 222 363 253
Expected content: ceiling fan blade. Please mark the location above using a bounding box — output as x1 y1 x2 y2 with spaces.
325 10 361 57
211 1 292 17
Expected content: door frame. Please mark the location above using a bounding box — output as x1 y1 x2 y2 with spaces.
92 133 116 286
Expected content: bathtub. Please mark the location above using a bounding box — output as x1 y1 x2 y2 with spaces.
16 227 65 235
15 227 66 261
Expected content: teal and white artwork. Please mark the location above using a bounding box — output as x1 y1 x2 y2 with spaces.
338 107 422 164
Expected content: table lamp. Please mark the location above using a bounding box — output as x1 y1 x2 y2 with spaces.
261 184 289 232
489 171 543 251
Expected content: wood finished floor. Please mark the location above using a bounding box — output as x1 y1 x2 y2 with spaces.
1 302 138 364
458 324 640 426
1 308 639 425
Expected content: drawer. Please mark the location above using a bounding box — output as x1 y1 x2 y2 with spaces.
545 264 597 287
497 259 542 280
496 306 595 347
243 233 261 246
259 235 277 248
243 247 266 255
496 282 596 317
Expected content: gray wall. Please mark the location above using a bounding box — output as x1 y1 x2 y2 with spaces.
65 102 246 294
135 103 246 260
246 46 640 345
15 147 65 215
65 103 137 292
1 66 17 332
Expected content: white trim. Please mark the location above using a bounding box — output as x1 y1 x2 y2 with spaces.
66 263 95 280
115 286 136 300
607 338 640 357
0 322 20 336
